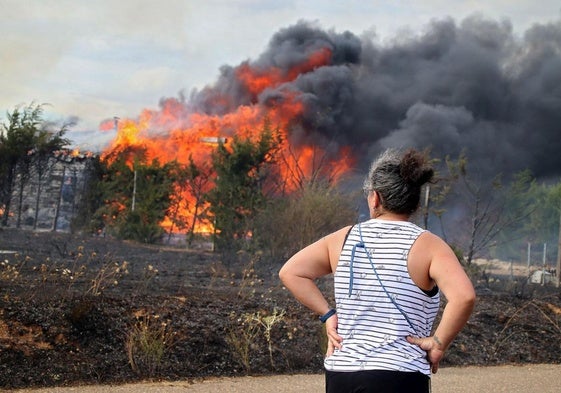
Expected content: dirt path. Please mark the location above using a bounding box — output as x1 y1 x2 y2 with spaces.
6 364 560 393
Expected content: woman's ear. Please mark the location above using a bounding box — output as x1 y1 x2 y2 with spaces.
371 191 380 208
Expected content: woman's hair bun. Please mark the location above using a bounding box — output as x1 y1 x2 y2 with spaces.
399 149 434 187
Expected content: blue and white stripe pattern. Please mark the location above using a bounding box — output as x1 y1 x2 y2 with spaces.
324 219 440 376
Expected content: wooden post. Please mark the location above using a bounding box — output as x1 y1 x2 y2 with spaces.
542 243 547 286
527 242 532 277
53 166 66 232
423 185 430 229
555 212 561 288
131 169 137 212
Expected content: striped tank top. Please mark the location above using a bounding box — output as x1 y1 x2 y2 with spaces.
324 219 440 375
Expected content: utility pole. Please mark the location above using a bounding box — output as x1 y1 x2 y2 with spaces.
199 137 226 252
131 169 137 212
53 166 66 232
555 211 561 288
542 243 547 286
527 242 531 270
113 116 138 213
423 185 430 229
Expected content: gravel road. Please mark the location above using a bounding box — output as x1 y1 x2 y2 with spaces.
7 364 560 393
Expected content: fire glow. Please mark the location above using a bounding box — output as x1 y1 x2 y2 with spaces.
100 47 354 234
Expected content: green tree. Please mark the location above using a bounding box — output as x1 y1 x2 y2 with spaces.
71 155 106 233
514 179 561 267
445 152 533 265
92 149 177 243
0 103 70 227
522 179 560 243
90 150 135 236
205 125 280 254
548 183 561 286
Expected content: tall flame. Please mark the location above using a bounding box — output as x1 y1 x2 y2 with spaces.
101 47 354 234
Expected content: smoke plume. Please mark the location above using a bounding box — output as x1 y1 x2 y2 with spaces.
184 16 561 181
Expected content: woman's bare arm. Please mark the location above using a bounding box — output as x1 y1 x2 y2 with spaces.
407 232 476 373
279 226 351 354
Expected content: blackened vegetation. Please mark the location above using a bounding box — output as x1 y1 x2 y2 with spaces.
0 229 560 389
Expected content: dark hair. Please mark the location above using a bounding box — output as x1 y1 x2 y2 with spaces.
363 148 434 215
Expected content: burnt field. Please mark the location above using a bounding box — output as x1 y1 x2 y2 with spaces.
1 228 560 390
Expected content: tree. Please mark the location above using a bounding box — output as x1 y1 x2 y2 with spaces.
71 155 106 233
91 149 177 243
549 184 561 287
0 103 70 227
479 172 561 271
519 178 560 244
205 125 280 253
165 157 213 247
521 180 561 277
444 152 534 266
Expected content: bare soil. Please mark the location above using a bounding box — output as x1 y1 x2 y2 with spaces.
1 228 560 390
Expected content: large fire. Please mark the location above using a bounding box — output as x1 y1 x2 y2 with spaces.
101 47 354 235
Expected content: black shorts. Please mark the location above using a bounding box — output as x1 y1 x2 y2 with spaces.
325 369 430 393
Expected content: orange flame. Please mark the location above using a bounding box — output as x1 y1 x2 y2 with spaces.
237 47 332 96
101 47 355 234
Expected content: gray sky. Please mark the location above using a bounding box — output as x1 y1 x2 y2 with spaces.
1 0 560 149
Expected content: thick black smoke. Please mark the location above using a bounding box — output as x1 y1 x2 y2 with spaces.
188 16 561 181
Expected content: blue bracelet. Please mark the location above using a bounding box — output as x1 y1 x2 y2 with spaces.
319 308 336 323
